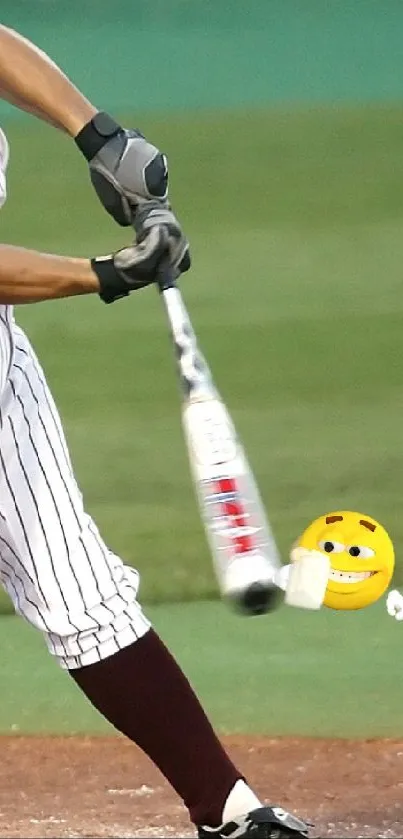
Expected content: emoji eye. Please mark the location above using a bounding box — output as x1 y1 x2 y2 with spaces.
348 545 375 559
318 540 345 554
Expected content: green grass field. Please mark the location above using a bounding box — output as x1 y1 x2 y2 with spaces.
2 599 403 738
1 104 403 611
0 104 403 737
0 602 403 737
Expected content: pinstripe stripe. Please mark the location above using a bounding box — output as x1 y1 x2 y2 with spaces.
13 358 119 611
0 563 21 611
0 554 48 630
0 524 52 622
0 448 62 650
0 445 51 614
12 382 91 614
87 520 119 591
87 521 139 637
7 414 75 617
12 360 116 612
0 314 149 667
14 345 72 470
10 385 91 656
0 310 14 384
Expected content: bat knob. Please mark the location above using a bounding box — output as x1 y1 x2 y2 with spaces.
234 581 281 616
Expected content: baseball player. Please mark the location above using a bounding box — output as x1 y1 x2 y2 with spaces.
0 24 309 839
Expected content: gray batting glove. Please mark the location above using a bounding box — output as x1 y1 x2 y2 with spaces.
91 226 168 304
75 112 191 278
75 112 168 223
134 200 190 279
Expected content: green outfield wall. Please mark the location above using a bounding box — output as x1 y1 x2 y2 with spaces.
1 1 403 114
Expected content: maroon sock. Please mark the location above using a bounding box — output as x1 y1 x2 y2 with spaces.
70 628 242 826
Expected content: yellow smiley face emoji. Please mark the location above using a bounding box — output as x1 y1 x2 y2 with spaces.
296 510 395 610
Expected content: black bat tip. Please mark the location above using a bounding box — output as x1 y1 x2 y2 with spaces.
232 581 281 617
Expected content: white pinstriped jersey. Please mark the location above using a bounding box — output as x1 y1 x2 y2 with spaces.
0 125 8 201
0 126 150 668
0 127 14 395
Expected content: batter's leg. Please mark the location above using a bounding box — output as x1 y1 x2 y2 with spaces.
0 329 254 824
0 328 308 837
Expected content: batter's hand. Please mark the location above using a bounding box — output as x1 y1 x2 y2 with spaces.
386 589 403 620
134 200 190 279
75 112 190 279
92 226 168 304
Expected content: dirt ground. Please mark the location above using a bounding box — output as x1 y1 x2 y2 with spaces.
1 735 403 839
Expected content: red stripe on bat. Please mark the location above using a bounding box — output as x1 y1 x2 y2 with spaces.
212 477 254 554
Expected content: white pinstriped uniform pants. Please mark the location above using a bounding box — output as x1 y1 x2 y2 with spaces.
0 314 150 669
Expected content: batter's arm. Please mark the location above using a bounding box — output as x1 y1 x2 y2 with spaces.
0 228 168 304
0 246 99 303
0 25 96 135
0 25 190 279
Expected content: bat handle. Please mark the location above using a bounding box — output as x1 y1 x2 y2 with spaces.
157 259 176 292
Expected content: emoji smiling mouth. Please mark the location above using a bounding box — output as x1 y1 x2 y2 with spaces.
329 570 378 584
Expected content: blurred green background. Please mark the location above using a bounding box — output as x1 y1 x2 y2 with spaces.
1 0 403 735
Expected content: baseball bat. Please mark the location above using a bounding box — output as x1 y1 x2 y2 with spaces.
157 264 282 616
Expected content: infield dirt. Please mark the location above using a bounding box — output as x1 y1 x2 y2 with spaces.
1 735 402 838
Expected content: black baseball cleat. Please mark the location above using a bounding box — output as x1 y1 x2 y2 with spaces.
197 805 310 838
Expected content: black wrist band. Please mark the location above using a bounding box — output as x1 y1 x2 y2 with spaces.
75 112 122 162
91 257 130 304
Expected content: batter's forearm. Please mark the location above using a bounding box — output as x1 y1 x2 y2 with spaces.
0 26 97 135
0 245 100 303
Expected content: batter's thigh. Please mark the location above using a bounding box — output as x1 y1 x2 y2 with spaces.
0 327 150 668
